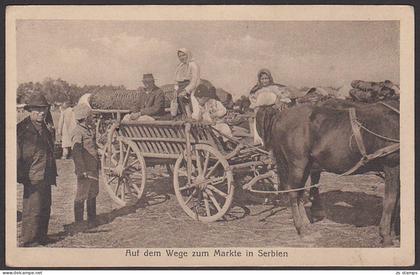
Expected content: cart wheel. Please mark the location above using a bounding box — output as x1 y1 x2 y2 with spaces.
101 136 147 206
173 144 234 222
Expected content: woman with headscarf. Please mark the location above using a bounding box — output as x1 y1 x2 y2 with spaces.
249 68 289 95
249 69 291 145
172 48 201 118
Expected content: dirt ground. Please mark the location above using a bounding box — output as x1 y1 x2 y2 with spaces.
16 158 399 248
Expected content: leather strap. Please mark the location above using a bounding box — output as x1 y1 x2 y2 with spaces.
349 108 367 158
343 108 399 176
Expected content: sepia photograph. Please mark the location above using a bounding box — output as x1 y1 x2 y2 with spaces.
5 5 414 267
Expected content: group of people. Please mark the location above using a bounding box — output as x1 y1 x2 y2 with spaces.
16 47 290 247
17 93 101 247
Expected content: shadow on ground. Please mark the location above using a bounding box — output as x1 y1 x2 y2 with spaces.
45 193 170 246
320 190 382 227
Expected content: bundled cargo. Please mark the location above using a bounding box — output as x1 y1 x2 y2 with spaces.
160 79 218 108
296 87 333 105
349 80 399 103
89 89 144 110
216 88 234 109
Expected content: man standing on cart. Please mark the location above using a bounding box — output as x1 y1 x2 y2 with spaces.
127 73 165 121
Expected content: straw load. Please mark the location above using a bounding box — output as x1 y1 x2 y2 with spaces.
348 80 399 103
89 89 144 110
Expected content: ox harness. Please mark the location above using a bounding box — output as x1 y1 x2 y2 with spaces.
345 104 400 176
247 102 400 194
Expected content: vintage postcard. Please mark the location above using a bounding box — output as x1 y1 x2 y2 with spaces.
5 5 414 267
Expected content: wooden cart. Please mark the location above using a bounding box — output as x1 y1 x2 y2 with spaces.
100 117 278 222
91 109 130 152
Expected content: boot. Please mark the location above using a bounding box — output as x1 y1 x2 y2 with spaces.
87 198 97 227
74 201 84 223
64 201 86 233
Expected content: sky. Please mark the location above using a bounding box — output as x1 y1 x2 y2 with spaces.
16 20 399 98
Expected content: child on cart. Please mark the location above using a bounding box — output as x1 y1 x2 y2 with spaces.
191 84 238 151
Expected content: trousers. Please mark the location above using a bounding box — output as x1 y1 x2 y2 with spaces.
21 182 51 245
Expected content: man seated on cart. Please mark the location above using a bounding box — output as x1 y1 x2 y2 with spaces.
124 73 166 121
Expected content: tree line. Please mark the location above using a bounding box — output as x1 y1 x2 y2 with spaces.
17 77 128 105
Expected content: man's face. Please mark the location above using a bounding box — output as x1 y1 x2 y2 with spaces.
143 79 154 89
29 106 48 124
178 51 188 64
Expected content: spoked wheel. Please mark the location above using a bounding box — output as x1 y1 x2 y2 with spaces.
173 144 234 222
101 135 147 206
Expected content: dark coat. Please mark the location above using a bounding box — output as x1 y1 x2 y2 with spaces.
133 86 165 116
17 116 57 185
71 123 99 178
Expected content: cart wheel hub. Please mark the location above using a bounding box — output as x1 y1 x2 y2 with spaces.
196 175 208 190
114 165 125 177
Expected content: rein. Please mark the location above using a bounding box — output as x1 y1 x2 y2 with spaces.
379 101 400 114
354 120 400 143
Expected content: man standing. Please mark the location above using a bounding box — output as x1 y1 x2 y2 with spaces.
17 93 57 246
129 73 165 120
57 100 76 159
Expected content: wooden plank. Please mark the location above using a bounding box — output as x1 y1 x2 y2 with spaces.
156 127 172 154
149 126 163 153
142 126 155 152
92 109 131 114
153 127 167 153
121 120 213 126
122 120 185 126
175 125 185 139
137 126 151 153
129 126 148 153
121 126 133 138
150 126 165 153
144 126 160 153
161 127 176 154
119 126 128 138
167 126 184 152
141 152 181 159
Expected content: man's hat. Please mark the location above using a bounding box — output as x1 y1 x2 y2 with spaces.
142 73 156 81
73 104 92 120
24 93 50 111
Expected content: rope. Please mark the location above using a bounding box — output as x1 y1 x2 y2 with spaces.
379 102 400 114
354 120 400 143
249 182 327 194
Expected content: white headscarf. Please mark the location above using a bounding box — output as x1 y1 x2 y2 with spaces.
175 48 194 82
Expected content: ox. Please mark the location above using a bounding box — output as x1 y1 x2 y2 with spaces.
254 98 400 246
